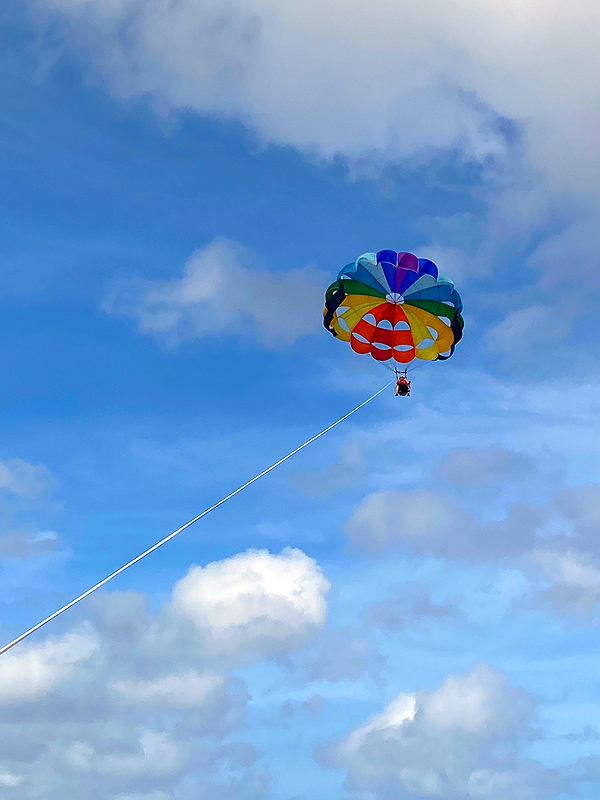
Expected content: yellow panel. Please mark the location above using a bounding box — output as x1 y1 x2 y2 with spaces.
332 295 385 341
403 305 453 359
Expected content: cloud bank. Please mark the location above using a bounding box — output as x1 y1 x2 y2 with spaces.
0 547 329 798
30 0 600 197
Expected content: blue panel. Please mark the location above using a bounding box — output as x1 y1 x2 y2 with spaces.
418 258 438 278
377 249 397 266
351 264 388 293
337 260 360 280
406 285 462 306
398 270 420 295
382 261 399 292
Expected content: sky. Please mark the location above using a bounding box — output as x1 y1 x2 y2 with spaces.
1 0 600 797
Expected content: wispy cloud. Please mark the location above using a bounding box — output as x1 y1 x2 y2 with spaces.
0 459 55 501
103 238 326 348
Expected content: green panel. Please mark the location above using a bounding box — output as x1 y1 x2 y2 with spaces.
341 279 386 299
404 299 458 319
325 280 343 302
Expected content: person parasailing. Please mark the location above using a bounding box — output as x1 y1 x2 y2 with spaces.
395 371 411 397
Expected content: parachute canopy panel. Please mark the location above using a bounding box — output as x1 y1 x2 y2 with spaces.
323 250 464 364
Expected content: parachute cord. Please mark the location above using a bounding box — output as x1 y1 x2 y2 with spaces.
0 382 392 658
379 361 397 375
407 358 430 375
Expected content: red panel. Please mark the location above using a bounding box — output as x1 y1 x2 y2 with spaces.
393 348 415 363
351 301 417 363
350 333 371 354
371 346 393 360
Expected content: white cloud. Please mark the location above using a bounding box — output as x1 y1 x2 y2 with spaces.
0 628 99 704
326 663 561 800
63 731 186 778
533 550 600 593
0 547 329 798
346 489 479 557
170 547 330 656
32 0 503 161
111 671 224 707
29 0 600 200
102 238 326 347
0 459 54 499
346 486 547 560
0 531 58 559
0 771 21 788
509 485 600 618
28 0 600 369
529 549 600 618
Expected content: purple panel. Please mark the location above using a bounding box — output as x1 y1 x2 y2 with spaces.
397 252 419 272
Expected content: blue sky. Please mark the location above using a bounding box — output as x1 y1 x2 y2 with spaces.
1 0 600 798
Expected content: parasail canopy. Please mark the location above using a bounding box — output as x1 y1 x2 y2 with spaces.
323 250 463 364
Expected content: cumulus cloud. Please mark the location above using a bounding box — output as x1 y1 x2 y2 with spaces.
501 485 600 619
28 0 600 323
102 238 326 348
0 627 99 704
344 473 600 618
324 662 562 800
0 771 21 787
351 479 600 620
31 0 507 162
0 547 328 799
171 547 330 657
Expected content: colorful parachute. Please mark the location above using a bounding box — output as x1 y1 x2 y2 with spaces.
323 250 464 364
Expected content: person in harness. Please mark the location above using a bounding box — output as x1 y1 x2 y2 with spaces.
395 372 411 397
